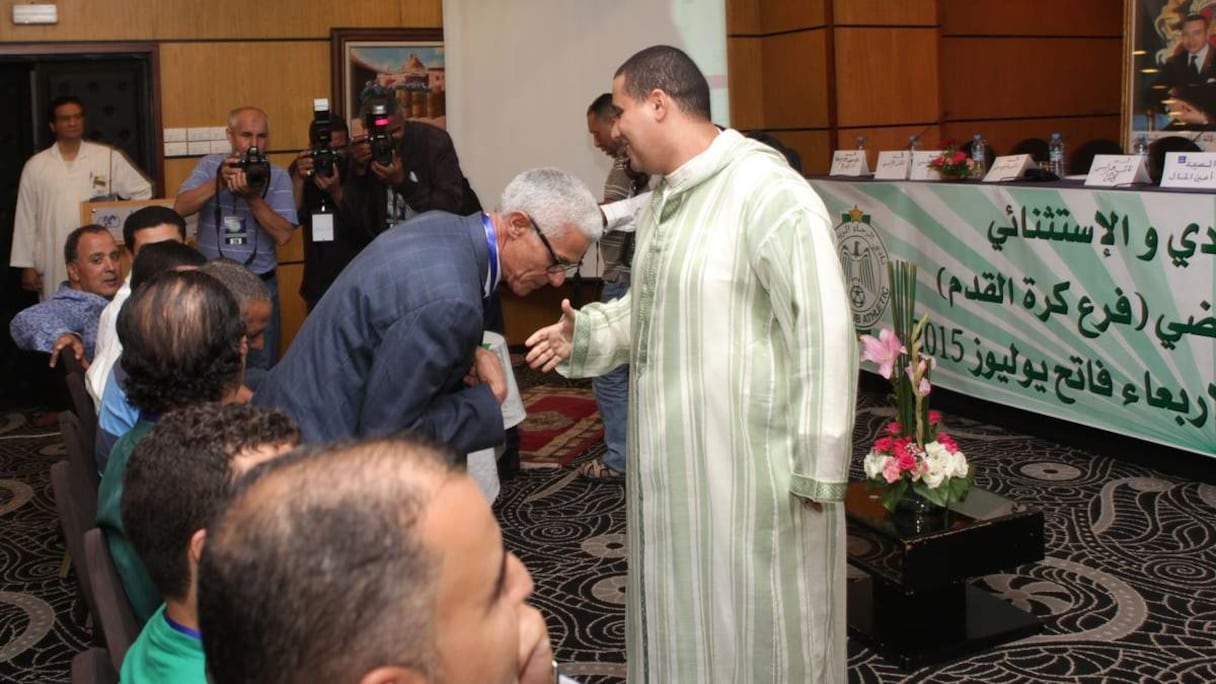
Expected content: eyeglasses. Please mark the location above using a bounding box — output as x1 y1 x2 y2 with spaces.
524 213 581 276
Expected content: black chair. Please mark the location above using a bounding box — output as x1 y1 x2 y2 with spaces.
1008 137 1049 164
70 647 118 684
50 461 98 625
63 370 98 460
1068 138 1124 175
84 529 140 672
1148 135 1203 185
60 412 100 499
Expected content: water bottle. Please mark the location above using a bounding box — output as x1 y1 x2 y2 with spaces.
970 134 988 175
908 135 920 152
1132 134 1149 160
1048 133 1065 177
856 135 866 150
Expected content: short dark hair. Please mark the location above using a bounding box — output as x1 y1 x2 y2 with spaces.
330 116 349 136
130 241 206 289
614 45 711 120
122 403 299 602
118 270 245 414
1183 13 1209 28
745 130 804 174
47 95 85 126
587 92 616 120
199 435 461 684
63 224 112 266
122 206 187 250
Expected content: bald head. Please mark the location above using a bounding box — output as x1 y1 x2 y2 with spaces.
117 270 246 414
227 106 270 155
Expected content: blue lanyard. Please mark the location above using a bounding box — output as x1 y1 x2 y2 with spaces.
480 213 499 298
163 612 202 641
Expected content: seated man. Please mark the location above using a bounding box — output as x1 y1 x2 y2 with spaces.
86 205 189 405
199 259 273 393
9 224 121 367
96 270 248 624
120 403 299 683
253 168 601 453
198 435 566 684
94 241 208 470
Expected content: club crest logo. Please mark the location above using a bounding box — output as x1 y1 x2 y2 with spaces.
834 206 890 330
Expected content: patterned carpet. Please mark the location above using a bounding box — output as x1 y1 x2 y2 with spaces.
2 382 1215 682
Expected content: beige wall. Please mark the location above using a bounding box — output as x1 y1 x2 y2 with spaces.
2 0 442 356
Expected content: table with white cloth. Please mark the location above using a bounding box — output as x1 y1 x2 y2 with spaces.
810 178 1215 457
466 330 526 503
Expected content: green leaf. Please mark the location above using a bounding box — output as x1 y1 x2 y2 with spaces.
879 480 907 512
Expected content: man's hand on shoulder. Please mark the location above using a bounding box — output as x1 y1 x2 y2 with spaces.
48 333 86 370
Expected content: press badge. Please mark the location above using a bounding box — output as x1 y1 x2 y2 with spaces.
312 213 334 242
222 216 249 246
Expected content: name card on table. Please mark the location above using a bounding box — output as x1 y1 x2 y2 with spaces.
983 154 1037 182
874 151 912 180
829 150 871 176
908 151 944 181
1160 152 1216 189
1084 155 1151 187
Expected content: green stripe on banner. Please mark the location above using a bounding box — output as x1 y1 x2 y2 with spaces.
812 179 1216 456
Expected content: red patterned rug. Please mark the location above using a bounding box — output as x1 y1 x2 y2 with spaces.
518 385 603 468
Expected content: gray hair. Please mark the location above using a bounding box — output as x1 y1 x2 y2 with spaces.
227 106 269 130
200 259 272 310
499 168 602 241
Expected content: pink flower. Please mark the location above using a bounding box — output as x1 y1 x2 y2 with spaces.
860 329 905 380
873 437 894 453
896 451 917 472
938 433 958 452
886 422 903 436
928 410 943 424
906 361 932 397
882 457 902 483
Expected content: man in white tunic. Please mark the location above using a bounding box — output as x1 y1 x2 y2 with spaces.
11 96 153 301
527 46 857 682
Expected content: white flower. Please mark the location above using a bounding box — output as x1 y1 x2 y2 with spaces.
950 449 970 479
863 450 887 480
921 442 952 489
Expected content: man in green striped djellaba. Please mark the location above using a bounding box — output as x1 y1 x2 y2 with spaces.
526 45 857 682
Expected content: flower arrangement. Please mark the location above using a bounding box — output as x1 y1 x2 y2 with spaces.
928 139 981 180
860 261 973 513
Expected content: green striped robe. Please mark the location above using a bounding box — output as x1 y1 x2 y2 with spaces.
567 130 857 682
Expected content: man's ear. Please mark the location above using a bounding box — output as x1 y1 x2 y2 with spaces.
65 261 81 285
188 528 207 567
649 88 669 122
358 665 428 684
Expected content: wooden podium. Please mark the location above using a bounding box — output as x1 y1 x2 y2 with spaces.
79 198 197 246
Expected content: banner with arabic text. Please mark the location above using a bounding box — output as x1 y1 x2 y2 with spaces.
810 179 1215 456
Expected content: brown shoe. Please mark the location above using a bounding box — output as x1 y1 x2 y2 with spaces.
576 458 624 482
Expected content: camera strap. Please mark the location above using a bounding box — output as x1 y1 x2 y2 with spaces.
212 170 259 269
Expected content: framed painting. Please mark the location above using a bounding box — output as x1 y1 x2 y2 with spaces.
1124 1 1216 150
330 28 447 129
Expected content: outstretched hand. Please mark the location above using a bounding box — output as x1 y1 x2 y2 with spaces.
524 299 577 373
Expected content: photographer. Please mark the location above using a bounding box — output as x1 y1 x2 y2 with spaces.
290 112 367 310
174 106 297 372
342 94 471 235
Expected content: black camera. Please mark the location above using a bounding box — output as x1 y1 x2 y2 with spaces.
237 145 271 194
364 102 395 167
309 98 337 177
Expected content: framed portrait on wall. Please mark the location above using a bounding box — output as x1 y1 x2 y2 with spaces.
330 28 447 130
1124 0 1216 150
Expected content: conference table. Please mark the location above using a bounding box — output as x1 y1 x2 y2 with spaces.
808 177 1215 458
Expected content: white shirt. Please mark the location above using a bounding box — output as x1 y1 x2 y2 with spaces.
85 273 131 408
10 140 152 301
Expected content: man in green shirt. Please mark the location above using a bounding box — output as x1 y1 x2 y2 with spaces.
119 403 298 682
95 270 249 623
